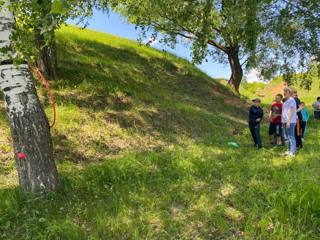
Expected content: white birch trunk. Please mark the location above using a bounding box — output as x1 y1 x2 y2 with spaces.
0 0 58 192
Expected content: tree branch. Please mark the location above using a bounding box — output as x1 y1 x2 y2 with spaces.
240 57 249 67
156 11 228 52
150 21 228 53
281 0 319 18
207 39 228 53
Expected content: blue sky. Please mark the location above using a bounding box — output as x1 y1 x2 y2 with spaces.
69 10 258 81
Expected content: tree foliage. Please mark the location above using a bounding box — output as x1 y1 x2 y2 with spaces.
266 0 320 89
2 0 318 88
116 0 270 91
0 0 109 64
115 0 319 90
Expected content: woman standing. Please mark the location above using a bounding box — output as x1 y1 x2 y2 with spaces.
282 87 298 157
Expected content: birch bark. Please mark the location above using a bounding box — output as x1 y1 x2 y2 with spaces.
0 0 58 192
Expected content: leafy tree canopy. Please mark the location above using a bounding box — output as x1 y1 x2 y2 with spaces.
0 0 110 63
116 0 270 91
115 0 319 90
261 0 320 88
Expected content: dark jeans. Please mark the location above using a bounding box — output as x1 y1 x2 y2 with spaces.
301 121 307 138
295 119 303 148
249 123 262 148
315 111 320 120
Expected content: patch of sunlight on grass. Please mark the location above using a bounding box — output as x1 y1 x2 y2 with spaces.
148 216 163 235
193 180 208 191
271 156 293 166
224 205 244 222
0 143 11 153
58 161 87 173
219 112 248 125
0 171 17 189
190 194 215 214
169 204 186 223
219 183 235 198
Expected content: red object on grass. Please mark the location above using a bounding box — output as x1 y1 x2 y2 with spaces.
18 153 26 159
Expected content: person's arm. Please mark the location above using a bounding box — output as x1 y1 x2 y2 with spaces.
256 109 263 122
297 105 303 112
269 110 272 121
286 107 294 128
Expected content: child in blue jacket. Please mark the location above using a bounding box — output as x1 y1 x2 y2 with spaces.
300 102 309 139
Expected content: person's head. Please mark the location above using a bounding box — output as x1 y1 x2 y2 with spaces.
292 88 298 98
283 87 293 98
317 97 320 102
275 94 283 103
300 102 305 108
252 98 261 107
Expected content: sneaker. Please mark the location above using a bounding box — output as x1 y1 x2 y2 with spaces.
286 153 295 158
282 151 290 156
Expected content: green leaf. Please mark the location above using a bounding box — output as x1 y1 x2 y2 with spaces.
51 0 65 14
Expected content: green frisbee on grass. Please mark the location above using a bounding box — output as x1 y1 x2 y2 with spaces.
228 142 240 148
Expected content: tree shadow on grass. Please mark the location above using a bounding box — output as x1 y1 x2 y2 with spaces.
54 37 244 115
1 141 320 239
0 147 230 239
0 32 271 239
55 38 180 94
48 102 248 166
50 37 248 157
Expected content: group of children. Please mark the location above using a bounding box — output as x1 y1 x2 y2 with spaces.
248 87 311 157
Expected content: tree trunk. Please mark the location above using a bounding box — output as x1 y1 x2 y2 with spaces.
0 0 59 192
35 30 58 79
227 48 243 92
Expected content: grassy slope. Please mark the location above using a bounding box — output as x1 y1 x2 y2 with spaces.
253 76 320 105
0 26 319 239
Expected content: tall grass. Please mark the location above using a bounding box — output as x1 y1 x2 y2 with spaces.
0 26 319 239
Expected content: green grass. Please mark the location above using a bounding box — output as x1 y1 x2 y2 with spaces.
244 75 320 105
0 26 320 239
240 81 267 100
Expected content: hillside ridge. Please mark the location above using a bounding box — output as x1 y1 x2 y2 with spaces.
0 26 247 186
0 26 320 240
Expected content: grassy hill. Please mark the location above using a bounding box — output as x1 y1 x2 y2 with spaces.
0 26 320 239
245 75 320 105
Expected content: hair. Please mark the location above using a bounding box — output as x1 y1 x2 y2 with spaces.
317 97 320 101
276 94 283 99
291 87 297 93
300 102 305 105
284 87 293 95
